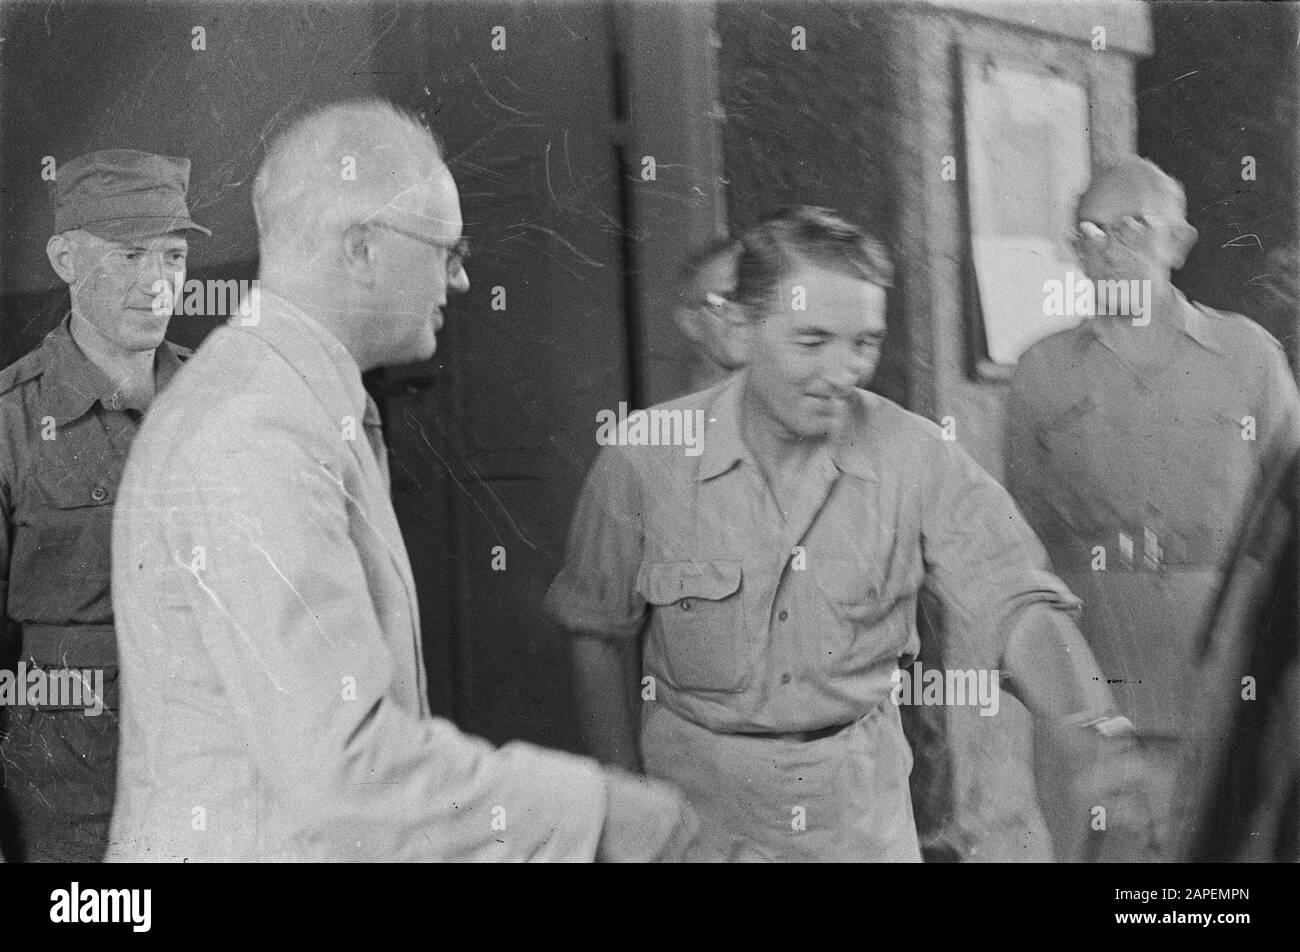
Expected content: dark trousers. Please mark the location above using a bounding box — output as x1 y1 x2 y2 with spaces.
1 704 118 862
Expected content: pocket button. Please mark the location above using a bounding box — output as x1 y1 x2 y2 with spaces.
90 486 107 502
680 599 692 612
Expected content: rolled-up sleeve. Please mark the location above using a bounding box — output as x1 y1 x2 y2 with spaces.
543 445 648 642
918 432 1081 670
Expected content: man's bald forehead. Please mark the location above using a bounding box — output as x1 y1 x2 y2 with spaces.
253 99 447 244
1081 156 1187 219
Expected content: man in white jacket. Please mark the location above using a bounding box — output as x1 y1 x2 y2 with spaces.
108 98 696 861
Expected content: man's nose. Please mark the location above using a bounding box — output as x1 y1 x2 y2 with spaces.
136 252 171 287
448 264 469 294
826 355 861 394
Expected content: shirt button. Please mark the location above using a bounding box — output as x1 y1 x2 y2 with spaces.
680 599 692 612
90 486 108 502
778 610 789 621
866 586 879 599
780 672 792 685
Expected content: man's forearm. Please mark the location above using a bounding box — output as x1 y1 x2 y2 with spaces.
1002 605 1117 723
571 635 642 772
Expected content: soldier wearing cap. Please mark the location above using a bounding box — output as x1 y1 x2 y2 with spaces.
0 149 209 861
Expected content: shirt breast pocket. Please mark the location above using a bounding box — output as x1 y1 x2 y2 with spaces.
1039 396 1097 472
18 466 116 581
813 557 898 670
640 559 749 693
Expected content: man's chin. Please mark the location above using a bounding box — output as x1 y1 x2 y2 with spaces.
400 333 438 366
128 331 170 353
788 413 842 442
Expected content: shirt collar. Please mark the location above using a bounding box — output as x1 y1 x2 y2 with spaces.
827 395 882 482
697 372 749 481
1179 295 1223 354
42 312 186 424
1081 287 1222 355
697 370 879 483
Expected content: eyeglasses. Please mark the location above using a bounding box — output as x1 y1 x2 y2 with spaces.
1072 214 1163 250
370 219 471 280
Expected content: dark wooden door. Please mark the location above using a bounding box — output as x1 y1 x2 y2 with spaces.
376 2 634 751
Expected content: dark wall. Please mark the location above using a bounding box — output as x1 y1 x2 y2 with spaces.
1139 0 1300 361
715 0 910 406
0 0 397 362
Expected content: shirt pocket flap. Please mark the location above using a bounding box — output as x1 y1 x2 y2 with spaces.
639 559 742 605
32 463 116 509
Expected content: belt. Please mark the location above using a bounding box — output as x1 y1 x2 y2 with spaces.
733 720 856 743
20 623 118 668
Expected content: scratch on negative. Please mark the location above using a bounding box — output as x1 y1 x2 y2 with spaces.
544 141 559 206
510 223 604 269
469 62 530 117
316 468 394 556
404 414 539 549
179 553 288 694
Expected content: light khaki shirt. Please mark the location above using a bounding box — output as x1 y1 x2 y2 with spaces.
1007 293 1300 734
546 370 1080 735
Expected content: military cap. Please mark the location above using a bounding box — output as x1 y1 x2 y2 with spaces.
50 149 211 240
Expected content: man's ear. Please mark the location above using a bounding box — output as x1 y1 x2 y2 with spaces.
46 234 78 284
341 222 379 287
1168 220 1198 269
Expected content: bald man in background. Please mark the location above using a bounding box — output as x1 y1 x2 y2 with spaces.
1007 156 1300 861
108 99 696 861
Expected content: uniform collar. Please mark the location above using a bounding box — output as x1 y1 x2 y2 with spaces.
237 290 382 429
42 312 186 424
1179 295 1224 354
1081 287 1222 356
698 370 879 483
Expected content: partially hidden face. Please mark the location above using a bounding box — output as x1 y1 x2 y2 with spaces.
673 252 742 369
741 258 887 441
68 230 189 352
1074 173 1185 288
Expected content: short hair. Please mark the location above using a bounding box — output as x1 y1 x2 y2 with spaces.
1077 156 1188 221
252 98 445 266
733 206 893 315
675 235 741 303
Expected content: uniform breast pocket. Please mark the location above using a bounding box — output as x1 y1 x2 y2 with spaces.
16 469 117 582
640 559 749 693
1040 396 1099 474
